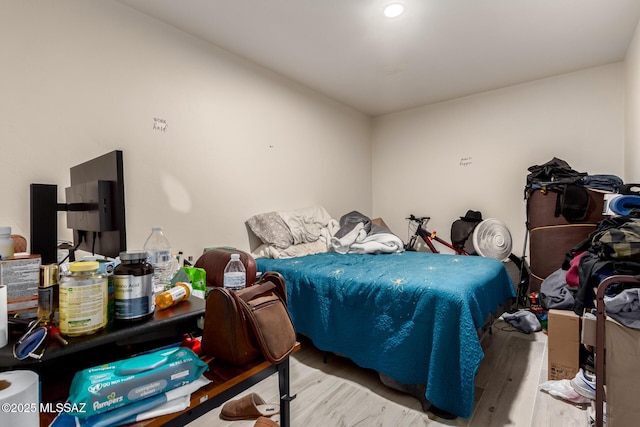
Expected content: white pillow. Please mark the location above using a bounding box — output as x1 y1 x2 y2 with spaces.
246 211 293 249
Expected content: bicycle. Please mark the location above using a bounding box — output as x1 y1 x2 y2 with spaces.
405 214 531 308
404 214 468 255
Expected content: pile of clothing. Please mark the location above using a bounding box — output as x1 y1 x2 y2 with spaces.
541 211 640 327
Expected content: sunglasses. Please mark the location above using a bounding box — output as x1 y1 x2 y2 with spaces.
12 319 49 361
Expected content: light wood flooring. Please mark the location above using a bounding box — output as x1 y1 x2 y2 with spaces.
186 318 588 427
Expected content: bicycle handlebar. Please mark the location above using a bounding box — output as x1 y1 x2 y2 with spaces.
406 214 430 223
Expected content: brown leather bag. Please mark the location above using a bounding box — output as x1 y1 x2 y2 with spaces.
201 272 296 365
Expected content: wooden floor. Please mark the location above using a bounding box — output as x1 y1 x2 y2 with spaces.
186 319 588 427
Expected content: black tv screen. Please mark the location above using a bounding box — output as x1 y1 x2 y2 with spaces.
30 150 126 263
68 150 126 258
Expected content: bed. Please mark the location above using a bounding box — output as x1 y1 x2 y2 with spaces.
255 251 516 418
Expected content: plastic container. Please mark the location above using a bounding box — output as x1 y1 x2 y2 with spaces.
0 227 14 260
155 282 191 310
59 261 108 336
81 257 117 324
114 251 155 321
223 253 246 292
143 227 174 293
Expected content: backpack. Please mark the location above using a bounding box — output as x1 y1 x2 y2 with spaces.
525 157 587 191
450 210 482 255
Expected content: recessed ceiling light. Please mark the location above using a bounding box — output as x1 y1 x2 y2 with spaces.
384 3 404 18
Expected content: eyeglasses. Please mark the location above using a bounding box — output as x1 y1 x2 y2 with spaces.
13 319 49 360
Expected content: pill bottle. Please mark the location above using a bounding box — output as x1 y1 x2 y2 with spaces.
155 282 191 310
59 261 107 336
113 251 155 322
0 227 14 260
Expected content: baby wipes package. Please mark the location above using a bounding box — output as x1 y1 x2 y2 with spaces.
67 346 208 418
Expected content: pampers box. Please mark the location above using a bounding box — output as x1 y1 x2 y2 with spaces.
67 346 208 418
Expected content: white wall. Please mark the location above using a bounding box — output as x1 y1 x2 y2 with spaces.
372 64 625 256
0 1 371 260
626 18 640 182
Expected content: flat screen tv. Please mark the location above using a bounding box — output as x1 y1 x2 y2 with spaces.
30 150 126 264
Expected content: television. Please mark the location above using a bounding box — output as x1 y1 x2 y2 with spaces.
30 150 127 264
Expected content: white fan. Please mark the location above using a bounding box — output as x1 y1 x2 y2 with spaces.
472 218 513 261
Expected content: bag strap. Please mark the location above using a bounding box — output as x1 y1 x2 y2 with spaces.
236 281 277 303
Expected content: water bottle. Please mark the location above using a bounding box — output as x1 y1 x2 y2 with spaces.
143 227 174 293
0 227 14 259
223 253 246 292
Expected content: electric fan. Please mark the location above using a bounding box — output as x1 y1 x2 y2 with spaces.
471 218 513 261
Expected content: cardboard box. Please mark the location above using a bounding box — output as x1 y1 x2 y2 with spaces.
0 254 41 318
581 309 596 347
547 309 580 380
605 315 640 427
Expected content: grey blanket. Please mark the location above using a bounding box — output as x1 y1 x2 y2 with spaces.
605 288 640 328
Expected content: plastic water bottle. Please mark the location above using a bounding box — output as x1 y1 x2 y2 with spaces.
223 253 246 292
0 227 14 259
143 227 174 293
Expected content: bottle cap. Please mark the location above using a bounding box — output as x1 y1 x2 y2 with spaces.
231 253 240 260
0 227 11 235
70 261 99 272
119 251 147 262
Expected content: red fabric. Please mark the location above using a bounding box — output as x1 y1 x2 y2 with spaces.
566 251 586 288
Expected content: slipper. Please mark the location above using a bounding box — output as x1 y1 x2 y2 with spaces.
220 393 280 420
254 417 279 427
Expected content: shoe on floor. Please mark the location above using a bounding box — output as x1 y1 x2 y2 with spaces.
254 416 279 427
220 393 280 421
570 368 596 400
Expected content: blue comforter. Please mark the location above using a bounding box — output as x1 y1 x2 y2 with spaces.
256 251 515 418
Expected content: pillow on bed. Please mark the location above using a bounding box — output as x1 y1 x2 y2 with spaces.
278 205 334 245
246 211 294 249
252 241 328 259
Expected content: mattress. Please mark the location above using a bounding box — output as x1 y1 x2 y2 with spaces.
256 251 516 418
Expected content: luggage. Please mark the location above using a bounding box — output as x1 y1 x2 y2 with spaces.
527 187 604 291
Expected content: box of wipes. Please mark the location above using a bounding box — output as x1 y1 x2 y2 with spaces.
67 346 208 418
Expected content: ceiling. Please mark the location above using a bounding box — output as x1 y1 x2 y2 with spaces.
115 0 640 116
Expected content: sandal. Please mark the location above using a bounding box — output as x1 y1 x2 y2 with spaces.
220 393 280 420
254 417 279 427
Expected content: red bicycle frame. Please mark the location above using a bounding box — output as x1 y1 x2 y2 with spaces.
405 215 469 255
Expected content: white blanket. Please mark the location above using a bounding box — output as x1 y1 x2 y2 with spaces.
329 211 404 254
278 205 338 245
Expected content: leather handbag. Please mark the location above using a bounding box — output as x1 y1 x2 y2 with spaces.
201 272 296 365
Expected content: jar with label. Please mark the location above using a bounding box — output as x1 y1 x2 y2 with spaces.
113 251 155 322
0 227 14 259
59 261 107 336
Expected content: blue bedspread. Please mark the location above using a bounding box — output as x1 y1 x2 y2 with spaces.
256 251 515 418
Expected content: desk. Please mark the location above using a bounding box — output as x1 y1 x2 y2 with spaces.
129 343 299 427
38 343 299 427
1 298 205 403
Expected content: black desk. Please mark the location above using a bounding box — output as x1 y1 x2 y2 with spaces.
1 298 205 402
